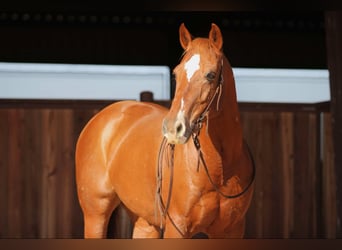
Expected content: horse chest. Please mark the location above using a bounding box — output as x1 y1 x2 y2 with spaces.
171 167 248 234
187 191 221 229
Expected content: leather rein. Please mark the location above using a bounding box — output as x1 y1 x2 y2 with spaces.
155 62 256 238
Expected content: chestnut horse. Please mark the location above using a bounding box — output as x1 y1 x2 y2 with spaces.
75 23 255 238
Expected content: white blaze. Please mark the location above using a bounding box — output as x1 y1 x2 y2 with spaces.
180 98 185 111
184 54 200 82
176 97 185 120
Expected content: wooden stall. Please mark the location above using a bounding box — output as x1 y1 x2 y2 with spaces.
0 98 335 238
241 103 335 238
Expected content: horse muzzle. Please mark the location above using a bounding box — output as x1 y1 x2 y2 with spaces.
162 117 191 145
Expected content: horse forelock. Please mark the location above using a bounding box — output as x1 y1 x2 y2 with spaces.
180 37 221 59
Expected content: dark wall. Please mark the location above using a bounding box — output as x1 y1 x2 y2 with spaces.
0 11 326 70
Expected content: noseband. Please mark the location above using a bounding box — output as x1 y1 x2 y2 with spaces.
155 59 255 238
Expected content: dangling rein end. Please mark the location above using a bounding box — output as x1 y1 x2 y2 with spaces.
155 137 185 238
155 137 175 236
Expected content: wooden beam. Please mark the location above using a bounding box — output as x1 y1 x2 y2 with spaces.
0 98 330 113
325 11 342 238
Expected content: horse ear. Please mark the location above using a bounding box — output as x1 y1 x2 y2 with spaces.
179 23 193 50
209 23 223 51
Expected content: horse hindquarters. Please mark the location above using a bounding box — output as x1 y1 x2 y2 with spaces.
76 101 168 238
75 106 122 238
76 145 121 238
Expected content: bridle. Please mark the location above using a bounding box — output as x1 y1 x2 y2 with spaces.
155 58 255 238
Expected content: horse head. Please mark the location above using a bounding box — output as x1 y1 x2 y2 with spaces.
162 23 224 144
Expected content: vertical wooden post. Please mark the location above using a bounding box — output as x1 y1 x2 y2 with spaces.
140 91 154 102
325 11 342 238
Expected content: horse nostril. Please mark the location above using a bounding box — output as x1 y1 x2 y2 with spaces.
176 124 182 133
175 121 184 136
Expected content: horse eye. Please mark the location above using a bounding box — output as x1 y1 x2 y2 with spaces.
206 72 216 82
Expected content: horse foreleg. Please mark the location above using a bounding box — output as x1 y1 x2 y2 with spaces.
132 217 160 238
162 219 188 238
84 213 111 238
81 194 120 238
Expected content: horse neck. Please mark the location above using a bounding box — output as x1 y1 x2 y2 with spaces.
201 55 244 166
